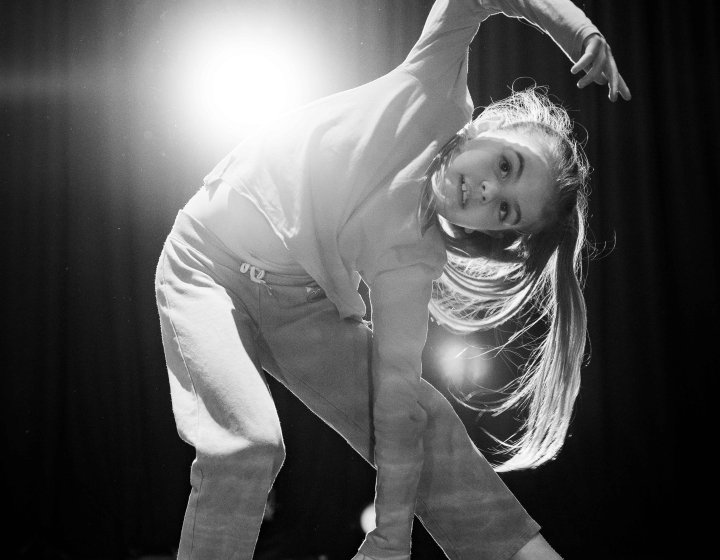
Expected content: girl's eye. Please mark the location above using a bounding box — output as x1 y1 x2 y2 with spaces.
499 157 511 177
499 201 509 222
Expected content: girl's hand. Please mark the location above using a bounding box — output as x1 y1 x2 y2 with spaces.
571 33 631 102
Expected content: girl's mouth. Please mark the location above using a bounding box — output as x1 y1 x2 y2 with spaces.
460 177 468 208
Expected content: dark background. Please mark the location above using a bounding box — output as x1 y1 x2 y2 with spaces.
2 1 716 559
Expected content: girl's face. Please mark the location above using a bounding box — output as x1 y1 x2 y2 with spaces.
433 129 554 233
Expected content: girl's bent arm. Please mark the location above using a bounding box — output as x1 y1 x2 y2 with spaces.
403 0 630 102
483 0 631 100
357 263 438 559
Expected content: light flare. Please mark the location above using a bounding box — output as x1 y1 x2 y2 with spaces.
170 20 326 145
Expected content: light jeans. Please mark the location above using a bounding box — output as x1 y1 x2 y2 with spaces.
154 211 539 560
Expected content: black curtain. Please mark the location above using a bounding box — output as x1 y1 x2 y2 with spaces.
2 1 716 558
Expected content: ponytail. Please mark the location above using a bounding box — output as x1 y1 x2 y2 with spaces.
424 86 591 470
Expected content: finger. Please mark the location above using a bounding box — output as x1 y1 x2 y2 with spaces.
617 74 632 101
577 48 608 88
607 55 620 101
577 61 604 88
571 50 595 75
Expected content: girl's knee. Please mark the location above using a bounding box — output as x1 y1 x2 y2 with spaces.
201 436 286 482
247 438 286 477
239 430 286 470
199 419 285 466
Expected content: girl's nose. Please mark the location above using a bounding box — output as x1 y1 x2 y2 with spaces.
464 179 498 204
478 181 497 203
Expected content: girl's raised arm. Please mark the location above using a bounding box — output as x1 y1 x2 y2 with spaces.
403 0 630 103
483 0 631 101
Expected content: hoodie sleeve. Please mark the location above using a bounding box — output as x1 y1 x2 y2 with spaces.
481 0 601 61
402 0 600 88
356 260 441 559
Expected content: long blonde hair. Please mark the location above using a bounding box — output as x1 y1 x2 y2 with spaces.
419 86 590 471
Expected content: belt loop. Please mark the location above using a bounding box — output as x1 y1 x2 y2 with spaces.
250 266 265 283
246 264 272 295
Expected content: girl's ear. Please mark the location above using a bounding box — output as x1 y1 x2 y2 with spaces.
464 116 506 139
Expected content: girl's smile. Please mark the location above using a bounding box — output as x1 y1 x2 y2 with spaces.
434 129 554 233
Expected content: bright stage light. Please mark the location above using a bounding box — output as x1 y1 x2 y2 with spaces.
170 19 326 146
360 503 376 534
437 341 492 385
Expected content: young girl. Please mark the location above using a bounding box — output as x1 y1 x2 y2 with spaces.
154 0 630 559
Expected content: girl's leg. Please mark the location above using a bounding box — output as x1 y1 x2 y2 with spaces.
257 289 539 560
155 238 285 560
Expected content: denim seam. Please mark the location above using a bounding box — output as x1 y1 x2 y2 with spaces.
158 246 203 557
